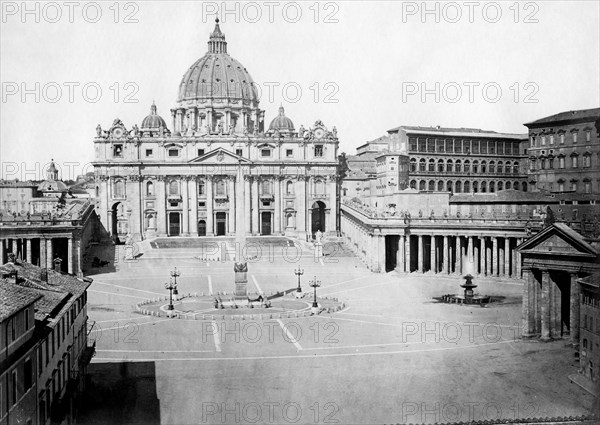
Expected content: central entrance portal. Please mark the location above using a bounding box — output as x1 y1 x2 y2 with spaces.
168 212 181 236
216 212 227 236
198 220 206 236
261 212 272 235
311 201 326 236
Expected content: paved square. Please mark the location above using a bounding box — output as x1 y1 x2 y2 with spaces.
80 238 597 424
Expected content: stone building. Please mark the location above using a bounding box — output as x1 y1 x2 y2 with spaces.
387 126 529 194
525 107 600 195
92 20 339 242
0 259 94 425
577 273 599 394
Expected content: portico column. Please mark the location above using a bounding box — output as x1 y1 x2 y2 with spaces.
479 237 486 275
515 238 523 278
405 235 411 273
251 178 259 235
26 239 32 264
492 237 498 276
417 235 424 273
206 177 214 236
397 235 405 272
244 176 252 235
67 238 73 274
522 268 536 337
430 236 436 273
540 270 551 341
274 177 281 234
570 273 580 345
504 237 511 276
228 177 235 235
455 236 462 274
443 236 449 274
182 177 190 236
46 238 53 269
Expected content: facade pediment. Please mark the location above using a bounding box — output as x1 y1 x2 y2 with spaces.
518 223 598 258
188 148 252 165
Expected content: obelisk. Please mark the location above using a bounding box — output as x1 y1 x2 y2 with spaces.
233 158 248 299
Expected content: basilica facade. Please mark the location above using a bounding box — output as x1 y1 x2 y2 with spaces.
92 20 339 242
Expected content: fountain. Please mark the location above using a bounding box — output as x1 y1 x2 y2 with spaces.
439 273 491 305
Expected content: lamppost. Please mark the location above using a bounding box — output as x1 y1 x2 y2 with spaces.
309 276 321 308
170 267 180 300
164 279 177 311
294 267 304 293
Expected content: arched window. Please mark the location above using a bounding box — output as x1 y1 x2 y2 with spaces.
286 180 294 195
428 180 435 191
146 181 154 196
446 159 453 172
410 180 417 189
437 159 444 172
447 181 453 192
419 180 426 191
455 181 462 193
428 159 435 172
481 161 487 173
455 160 461 173
216 179 226 196
505 163 511 173
472 160 479 173
464 181 470 193
419 159 426 172
522 182 527 192
513 161 519 174
513 182 519 190
114 179 125 198
473 181 479 193
437 181 444 191
410 158 417 172
490 182 495 193
497 161 503 173
464 160 470 173
481 181 487 193
489 161 495 173
498 181 504 191
169 180 179 196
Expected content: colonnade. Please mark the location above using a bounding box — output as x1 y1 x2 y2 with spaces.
0 236 80 275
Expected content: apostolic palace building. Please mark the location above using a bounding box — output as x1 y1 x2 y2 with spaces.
92 19 339 242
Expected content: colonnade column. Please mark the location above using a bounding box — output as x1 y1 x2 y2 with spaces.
443 236 449 274
26 239 32 264
67 238 73 274
206 177 214 236
0 239 4 264
479 237 486 275
515 238 523 278
397 235 405 272
467 236 473 264
569 273 580 345
40 238 46 269
417 235 424 273
504 237 511 276
492 237 498 276
430 236 436 273
46 238 53 269
455 236 462 275
405 235 411 273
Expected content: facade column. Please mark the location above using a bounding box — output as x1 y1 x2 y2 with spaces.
504 237 511 277
251 178 260 235
540 270 551 341
182 177 190 236
189 178 198 236
443 236 449 274
206 177 214 236
405 235 411 273
522 269 536 337
479 237 486 275
296 177 307 236
26 238 32 264
244 176 252 235
156 178 167 237
570 273 580 345
417 235 424 273
430 236 436 273
46 238 53 269
397 235 406 272
228 177 235 235
67 238 73 274
274 177 281 234
326 177 336 234
492 237 498 276
455 236 462 274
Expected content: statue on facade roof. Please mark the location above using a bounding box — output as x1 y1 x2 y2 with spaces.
96 124 102 137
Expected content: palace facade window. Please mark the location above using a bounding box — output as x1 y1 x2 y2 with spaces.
146 181 154 196
286 181 294 195
113 179 125 198
572 155 578 168
216 180 226 196
314 145 324 157
113 144 123 157
410 158 417 172
198 181 205 196
168 149 179 157
169 180 179 196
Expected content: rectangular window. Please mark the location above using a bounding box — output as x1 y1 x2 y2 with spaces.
261 149 271 157
549 135 554 145
418 139 426 152
197 149 205 156
113 144 123 157
573 132 578 144
145 149 153 157
236 149 243 156
489 142 495 154
409 138 417 151
586 131 591 142
560 134 565 144
198 201 206 208
572 156 578 168
471 141 479 154
314 145 323 157
541 136 546 146
24 359 33 390
286 149 293 158
559 157 565 169
168 149 179 157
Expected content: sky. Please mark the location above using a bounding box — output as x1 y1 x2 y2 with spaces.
1 0 599 181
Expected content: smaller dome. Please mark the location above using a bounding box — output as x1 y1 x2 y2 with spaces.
268 106 295 133
37 179 68 193
141 103 168 130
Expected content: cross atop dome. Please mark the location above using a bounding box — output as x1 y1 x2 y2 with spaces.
208 17 227 54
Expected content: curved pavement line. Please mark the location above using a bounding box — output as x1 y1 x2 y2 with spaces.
92 339 519 362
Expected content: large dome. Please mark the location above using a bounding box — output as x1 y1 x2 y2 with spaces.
141 102 167 130
177 19 259 106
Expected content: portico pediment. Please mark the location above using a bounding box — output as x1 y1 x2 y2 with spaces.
188 148 252 165
517 223 598 258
